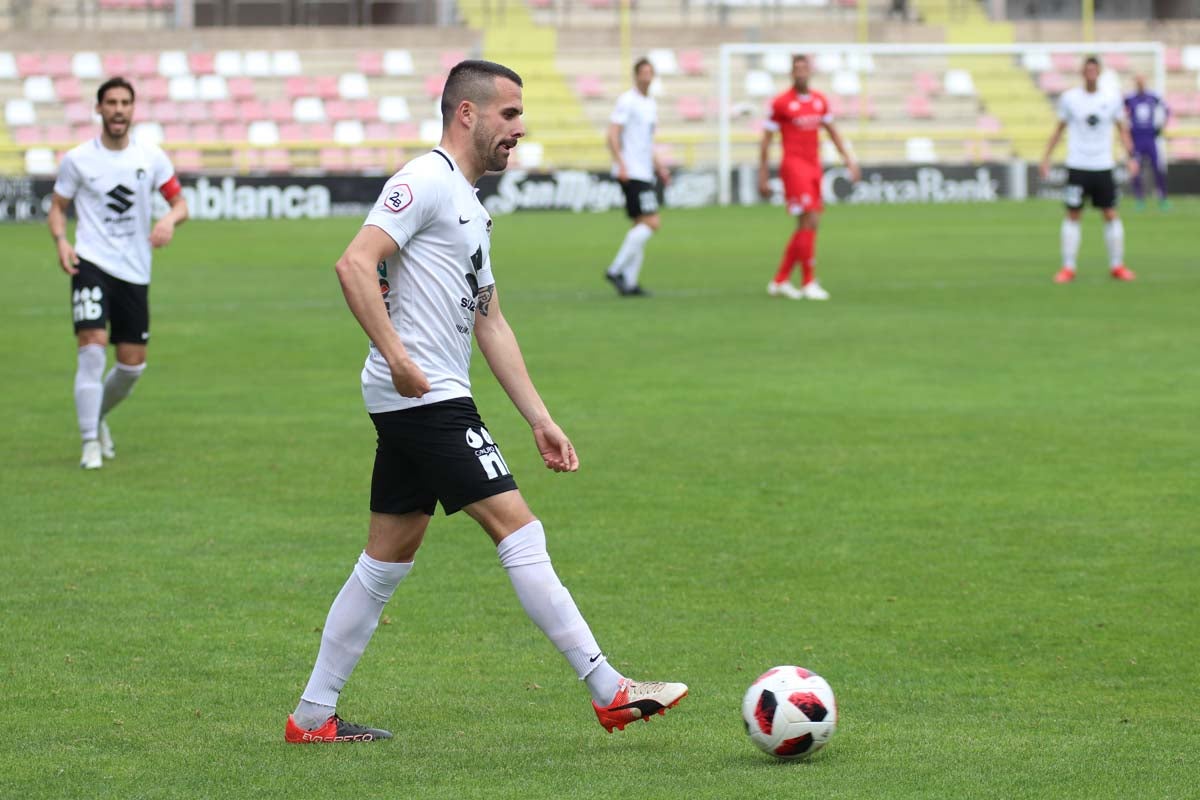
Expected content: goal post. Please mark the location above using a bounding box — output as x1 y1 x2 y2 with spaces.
716 41 1166 205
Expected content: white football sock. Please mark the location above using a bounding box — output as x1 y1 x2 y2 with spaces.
1104 218 1125 268
619 223 654 288
74 344 106 442
294 552 413 729
100 362 145 418
1060 219 1081 270
497 520 624 704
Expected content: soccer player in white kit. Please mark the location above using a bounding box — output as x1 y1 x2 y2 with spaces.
47 77 189 469
1039 56 1139 283
603 57 670 297
285 60 687 744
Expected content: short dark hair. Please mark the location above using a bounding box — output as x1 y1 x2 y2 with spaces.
793 54 809 66
440 60 523 123
97 76 135 104
1083 55 1101 69
633 57 653 76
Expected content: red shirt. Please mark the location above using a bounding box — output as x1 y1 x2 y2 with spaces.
766 88 832 167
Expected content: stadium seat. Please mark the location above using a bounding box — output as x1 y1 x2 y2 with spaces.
325 100 354 121
354 99 379 122
338 72 370 100
335 120 365 145
247 120 280 146
319 148 350 171
71 52 104 80
515 141 543 168
272 51 303 77
218 122 248 141
172 149 204 172
943 69 975 96
191 122 219 142
677 95 706 122
24 77 57 104
0 52 16 80
905 137 936 162
278 121 306 142
293 97 326 122
44 53 73 78
189 52 216 75
913 71 939 96
131 53 159 77
306 122 334 141
1165 47 1183 73
284 76 309 98
575 73 604 99
1104 53 1130 72
15 53 42 77
133 121 164 145
214 50 243 76
378 96 411 123
264 99 294 122
163 122 190 141
762 50 792 76
1181 46 1200 72
424 74 446 99
243 51 272 77
45 124 72 143
198 75 229 101
1051 53 1080 72
141 77 169 101
13 126 40 145
152 100 182 123
180 101 208 122
158 51 190 78
647 49 679 76
227 77 256 101
744 70 775 97
419 118 441 142
831 71 861 96
1038 72 1069 95
439 51 465 71
168 75 199 101
102 53 129 76
72 123 95 141
357 51 383 77
383 49 414 77
64 102 95 124
814 52 842 73
845 52 876 73
55 77 83 102
25 148 58 176
314 76 339 99
1021 51 1052 73
679 50 705 76
976 114 1002 132
905 94 933 119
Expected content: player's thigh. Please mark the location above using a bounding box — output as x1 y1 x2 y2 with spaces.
1090 170 1118 210
1063 169 1086 212
108 278 150 347
369 412 440 519
366 511 431 562
71 259 110 340
463 490 536 544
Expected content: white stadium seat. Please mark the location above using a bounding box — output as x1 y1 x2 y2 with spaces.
247 120 279 146
334 120 364 145
243 51 272 77
515 141 543 168
906 136 937 162
831 70 861 96
419 119 442 143
272 50 303 77
338 72 370 100
943 69 976 96
763 51 792 76
845 52 876 73
5 98 37 126
814 52 843 73
1021 50 1052 72
0 51 16 80
383 49 414 76
133 122 164 146
72 52 103 79
744 70 775 97
24 76 57 103
25 147 58 176
158 50 190 78
378 96 411 123
198 75 229 101
647 48 679 76
214 50 244 77
292 97 326 122
168 75 198 101
1181 46 1200 72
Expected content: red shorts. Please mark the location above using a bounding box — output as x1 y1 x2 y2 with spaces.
780 160 823 215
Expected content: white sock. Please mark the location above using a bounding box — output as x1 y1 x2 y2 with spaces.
294 551 413 729
1104 218 1125 268
619 223 654 288
1060 219 1081 270
74 344 106 442
497 520 624 704
100 362 145 418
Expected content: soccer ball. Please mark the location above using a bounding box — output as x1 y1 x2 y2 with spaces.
741 666 837 759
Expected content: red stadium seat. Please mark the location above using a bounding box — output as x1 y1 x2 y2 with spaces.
679 50 706 77
188 52 216 75
905 94 932 119
424 74 446 98
1103 53 1130 71
13 126 40 145
219 122 248 141
354 99 380 122
180 101 208 122
64 101 94 124
912 71 938 96
313 76 339 100
44 53 73 78
306 122 334 141
439 51 466 71
1038 72 1069 95
677 95 706 121
152 101 182 123
102 53 130 76
575 73 604 99
190 122 219 142
278 122 306 142
1165 48 1183 73
131 53 159 78
72 123 96 141
325 100 355 122
162 123 190 141
15 53 43 77
1051 53 1078 72
227 77 257 101
140 78 169 101
211 100 239 123
55 77 83 102
357 52 384 77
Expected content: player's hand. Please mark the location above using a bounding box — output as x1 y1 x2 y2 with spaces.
657 166 672 187
758 170 771 199
150 218 175 248
846 161 862 183
617 164 628 183
1039 159 1051 180
55 238 79 275
1127 157 1140 178
388 357 432 399
532 420 578 473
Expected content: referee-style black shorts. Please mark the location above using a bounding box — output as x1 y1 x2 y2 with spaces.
71 258 150 344
1064 168 1117 210
369 397 519 516
621 179 660 219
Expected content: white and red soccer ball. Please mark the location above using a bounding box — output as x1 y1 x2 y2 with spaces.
742 666 837 759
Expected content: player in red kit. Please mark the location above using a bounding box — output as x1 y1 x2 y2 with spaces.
759 54 859 300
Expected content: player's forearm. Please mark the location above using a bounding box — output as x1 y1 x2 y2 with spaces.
48 204 68 241
334 254 411 366
164 197 189 226
1042 126 1064 162
758 134 771 171
477 319 551 428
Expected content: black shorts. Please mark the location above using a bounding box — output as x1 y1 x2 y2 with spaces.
71 258 150 344
369 397 519 516
621 179 660 219
1064 168 1117 210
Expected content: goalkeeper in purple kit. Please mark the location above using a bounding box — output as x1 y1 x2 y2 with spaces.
1124 75 1170 209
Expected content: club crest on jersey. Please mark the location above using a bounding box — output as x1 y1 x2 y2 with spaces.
383 183 413 213
136 168 146 181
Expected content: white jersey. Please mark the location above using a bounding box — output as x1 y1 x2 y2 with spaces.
610 88 657 182
360 148 495 414
1057 87 1124 171
53 137 176 285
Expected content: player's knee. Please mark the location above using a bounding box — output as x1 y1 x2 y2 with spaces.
77 329 107 348
640 214 661 231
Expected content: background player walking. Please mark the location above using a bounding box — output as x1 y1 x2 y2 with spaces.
1124 74 1170 210
1040 56 1139 284
286 60 686 744
603 57 670 297
47 77 188 469
759 54 859 301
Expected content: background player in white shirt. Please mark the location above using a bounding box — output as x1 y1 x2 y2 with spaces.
1039 56 1138 284
603 57 670 297
286 60 686 744
47 77 189 469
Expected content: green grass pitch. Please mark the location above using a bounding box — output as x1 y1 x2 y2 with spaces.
2 200 1198 799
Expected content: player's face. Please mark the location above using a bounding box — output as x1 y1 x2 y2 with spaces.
635 63 655 93
792 58 811 87
472 78 524 172
97 87 134 140
1134 75 1146 92
1082 62 1100 86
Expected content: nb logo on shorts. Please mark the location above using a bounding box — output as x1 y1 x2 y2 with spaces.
73 287 103 322
465 427 511 480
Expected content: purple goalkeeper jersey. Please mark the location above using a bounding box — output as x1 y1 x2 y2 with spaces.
1124 91 1168 151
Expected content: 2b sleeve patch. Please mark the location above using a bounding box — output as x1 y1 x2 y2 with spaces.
383 183 413 213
